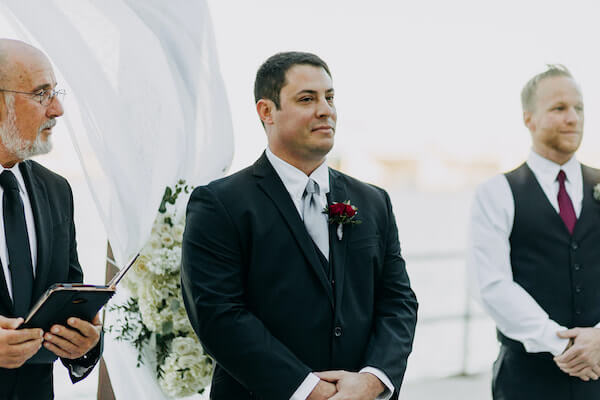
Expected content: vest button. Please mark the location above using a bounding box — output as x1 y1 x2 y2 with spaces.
575 286 582 293
334 326 342 337
574 264 581 271
571 242 579 250
576 310 582 315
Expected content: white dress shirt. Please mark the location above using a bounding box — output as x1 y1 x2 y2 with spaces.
467 150 589 356
265 148 394 400
0 163 38 301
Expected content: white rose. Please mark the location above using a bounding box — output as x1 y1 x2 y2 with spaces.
172 224 185 243
159 223 172 235
171 336 196 356
160 233 174 247
137 296 163 332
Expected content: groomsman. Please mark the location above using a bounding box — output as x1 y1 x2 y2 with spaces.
0 39 102 399
468 65 600 399
182 51 418 400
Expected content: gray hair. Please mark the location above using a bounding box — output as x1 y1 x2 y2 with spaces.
521 64 574 112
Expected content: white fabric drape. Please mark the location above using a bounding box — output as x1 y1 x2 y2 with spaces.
2 0 233 268
2 1 232 398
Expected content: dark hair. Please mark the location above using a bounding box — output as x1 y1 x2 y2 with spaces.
254 51 331 109
521 64 575 112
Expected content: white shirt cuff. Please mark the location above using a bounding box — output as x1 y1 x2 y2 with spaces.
290 372 320 400
360 367 394 400
519 322 569 356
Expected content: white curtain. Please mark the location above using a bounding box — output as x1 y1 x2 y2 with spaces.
2 0 233 268
2 1 233 398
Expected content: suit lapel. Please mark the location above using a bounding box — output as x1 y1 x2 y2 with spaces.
19 161 53 302
253 154 334 307
327 169 349 309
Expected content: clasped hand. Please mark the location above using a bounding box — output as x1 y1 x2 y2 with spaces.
554 327 600 381
0 315 43 368
307 371 385 400
0 313 101 369
43 313 102 359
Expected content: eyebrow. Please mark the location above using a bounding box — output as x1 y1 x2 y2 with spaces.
30 83 54 92
295 88 335 96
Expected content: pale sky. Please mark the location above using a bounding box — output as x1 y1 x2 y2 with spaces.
206 0 600 172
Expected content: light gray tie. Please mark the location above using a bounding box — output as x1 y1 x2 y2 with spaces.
302 178 329 260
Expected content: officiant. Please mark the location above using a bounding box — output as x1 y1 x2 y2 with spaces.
0 39 102 400
468 65 600 399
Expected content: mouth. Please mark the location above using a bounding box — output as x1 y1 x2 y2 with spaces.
311 125 334 134
40 120 56 133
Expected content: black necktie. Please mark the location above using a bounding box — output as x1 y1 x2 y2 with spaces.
0 170 34 317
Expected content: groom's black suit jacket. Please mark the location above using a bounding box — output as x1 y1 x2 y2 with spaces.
0 160 101 400
182 153 418 400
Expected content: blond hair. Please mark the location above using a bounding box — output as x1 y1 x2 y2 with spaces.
521 64 574 112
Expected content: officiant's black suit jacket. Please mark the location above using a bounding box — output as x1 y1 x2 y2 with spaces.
0 160 101 400
182 153 418 400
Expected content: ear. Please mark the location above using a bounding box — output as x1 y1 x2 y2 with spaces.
256 99 275 126
523 110 534 132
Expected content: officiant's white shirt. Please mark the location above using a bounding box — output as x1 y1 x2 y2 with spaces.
266 148 394 400
0 163 38 301
466 150 600 356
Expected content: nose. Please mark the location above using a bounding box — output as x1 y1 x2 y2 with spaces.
565 106 580 124
46 95 64 118
316 97 335 119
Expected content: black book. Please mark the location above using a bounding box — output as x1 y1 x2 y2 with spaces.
21 254 138 331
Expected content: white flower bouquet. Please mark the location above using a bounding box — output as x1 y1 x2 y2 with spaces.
109 181 213 398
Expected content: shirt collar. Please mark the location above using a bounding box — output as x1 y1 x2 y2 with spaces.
527 150 581 185
265 147 330 202
0 162 26 194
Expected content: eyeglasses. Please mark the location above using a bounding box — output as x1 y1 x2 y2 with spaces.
0 88 66 106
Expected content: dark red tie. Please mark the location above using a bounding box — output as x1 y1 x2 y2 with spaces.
557 170 576 234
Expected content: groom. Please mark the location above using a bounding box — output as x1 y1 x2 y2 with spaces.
181 51 417 400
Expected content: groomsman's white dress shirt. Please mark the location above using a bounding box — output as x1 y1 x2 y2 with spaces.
0 163 37 301
265 148 394 400
467 150 599 356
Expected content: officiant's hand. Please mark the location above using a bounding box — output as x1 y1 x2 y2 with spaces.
316 370 385 400
43 313 102 359
554 328 600 381
307 380 337 400
0 315 43 368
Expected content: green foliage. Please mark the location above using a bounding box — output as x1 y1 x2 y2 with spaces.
158 180 192 214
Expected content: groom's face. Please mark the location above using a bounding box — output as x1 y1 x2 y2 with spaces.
268 64 336 165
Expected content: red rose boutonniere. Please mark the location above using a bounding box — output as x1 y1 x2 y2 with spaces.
322 200 362 240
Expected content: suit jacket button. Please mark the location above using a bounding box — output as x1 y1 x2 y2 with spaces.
334 326 342 337
571 242 578 250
